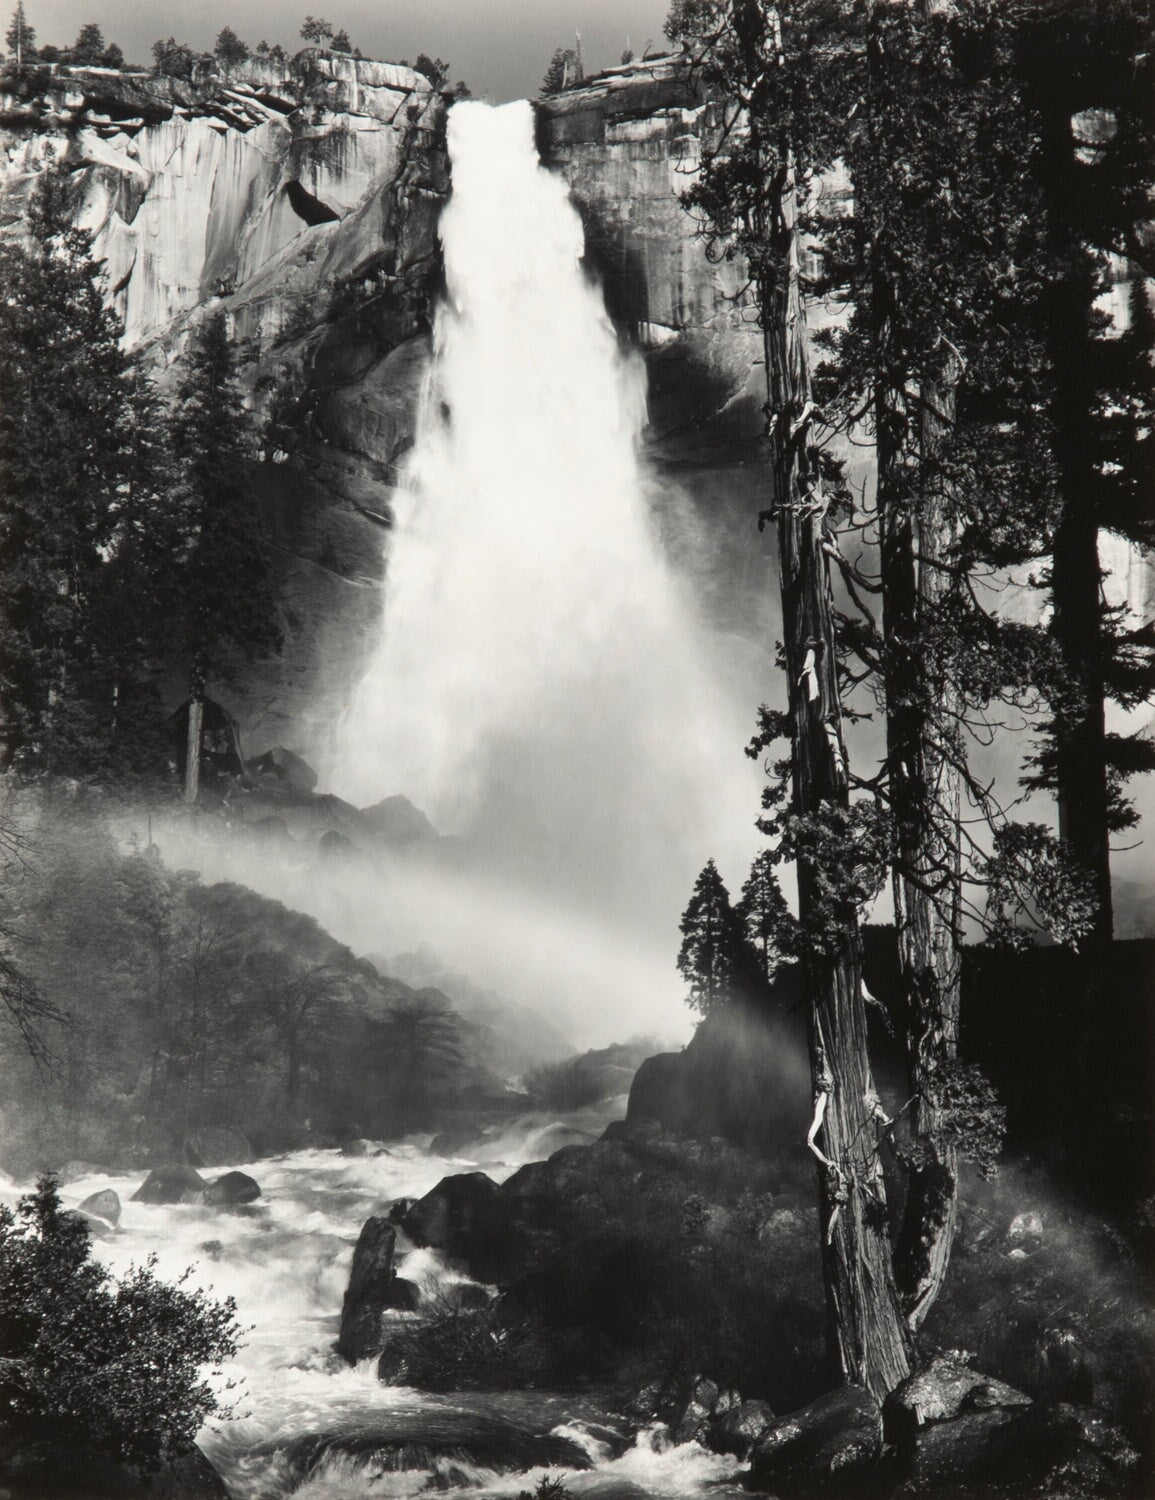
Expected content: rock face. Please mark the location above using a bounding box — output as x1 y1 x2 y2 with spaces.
0 53 449 761
186 1125 252 1167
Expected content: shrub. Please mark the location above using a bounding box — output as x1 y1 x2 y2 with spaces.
523 1056 608 1111
0 1176 240 1473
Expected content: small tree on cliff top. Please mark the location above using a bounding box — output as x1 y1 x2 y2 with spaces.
677 860 759 1015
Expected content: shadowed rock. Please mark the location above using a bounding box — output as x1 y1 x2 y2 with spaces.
337 1215 401 1363
203 1171 261 1206
749 1386 882 1494
132 1165 206 1205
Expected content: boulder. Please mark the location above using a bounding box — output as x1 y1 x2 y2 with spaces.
337 1215 400 1363
386 1276 421 1312
985 1316 1097 1406
186 1125 252 1168
359 794 437 844
249 745 318 793
203 1171 261 1206
709 1398 776 1459
902 1400 1139 1496
749 1386 882 1494
884 1352 1031 1444
62 1208 115 1241
78 1188 121 1226
131 1165 206 1205
669 1375 735 1444
437 1281 491 1314
401 1172 508 1280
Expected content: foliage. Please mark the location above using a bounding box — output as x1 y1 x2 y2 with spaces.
214 27 250 67
152 37 195 79
736 850 796 981
299 15 333 45
5 2 34 61
541 47 580 94
330 29 352 54
169 313 279 719
0 165 169 777
70 23 104 64
523 1056 608 1111
984 822 1099 953
414 53 448 87
676 860 761 1015
0 1176 239 1472
518 1480 573 1500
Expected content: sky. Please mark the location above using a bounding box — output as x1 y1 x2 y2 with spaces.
30 0 676 101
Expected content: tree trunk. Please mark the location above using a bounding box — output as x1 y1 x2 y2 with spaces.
184 657 205 805
764 151 911 1399
884 348 964 1332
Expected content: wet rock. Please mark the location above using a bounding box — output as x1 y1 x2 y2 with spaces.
669 1374 734 1444
901 1400 1139 1496
749 1385 882 1494
337 1214 399 1363
78 1188 121 1226
186 1125 252 1167
203 1171 261 1206
884 1352 1031 1443
359 794 437 844
249 746 317 793
709 1398 776 1459
62 1208 115 1241
401 1172 507 1279
131 1165 206 1205
385 1276 421 1312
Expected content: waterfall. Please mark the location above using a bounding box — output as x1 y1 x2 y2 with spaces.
326 100 761 1038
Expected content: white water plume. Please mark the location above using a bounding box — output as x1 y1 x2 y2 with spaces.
325 99 762 1017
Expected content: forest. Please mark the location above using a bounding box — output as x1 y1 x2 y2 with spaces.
0 0 1152 1497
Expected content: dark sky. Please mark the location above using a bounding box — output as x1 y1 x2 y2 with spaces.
32 0 675 101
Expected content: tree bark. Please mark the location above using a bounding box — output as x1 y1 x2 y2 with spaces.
184 657 205 805
883 348 964 1332
764 149 911 1400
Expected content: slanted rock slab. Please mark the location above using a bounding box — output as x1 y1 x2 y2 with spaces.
337 1214 400 1363
884 1351 1031 1444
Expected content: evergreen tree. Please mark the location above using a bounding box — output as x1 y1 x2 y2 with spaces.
213 26 250 67
151 36 195 79
299 15 334 45
736 849 794 983
677 860 758 1015
5 2 35 64
541 46 579 94
70 22 104 64
1016 0 1155 947
0 166 142 772
330 28 352 54
170 314 279 802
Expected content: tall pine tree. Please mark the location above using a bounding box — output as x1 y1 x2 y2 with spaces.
170 314 279 802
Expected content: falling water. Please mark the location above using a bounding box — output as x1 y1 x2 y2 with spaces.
325 101 762 1035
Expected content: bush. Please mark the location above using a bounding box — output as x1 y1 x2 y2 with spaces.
523 1056 608 1111
0 1176 240 1473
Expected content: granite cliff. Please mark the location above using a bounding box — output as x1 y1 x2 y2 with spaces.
0 50 775 762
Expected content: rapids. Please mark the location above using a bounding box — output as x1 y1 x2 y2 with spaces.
2 1112 748 1499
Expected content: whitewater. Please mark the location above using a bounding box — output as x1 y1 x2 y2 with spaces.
2 1117 749 1498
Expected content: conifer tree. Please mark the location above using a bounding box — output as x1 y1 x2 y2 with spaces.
170 314 279 802
5 2 34 65
70 22 104 64
0 166 136 771
736 849 794 983
677 860 760 1015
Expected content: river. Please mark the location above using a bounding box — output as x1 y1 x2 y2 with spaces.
13 1109 748 1498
